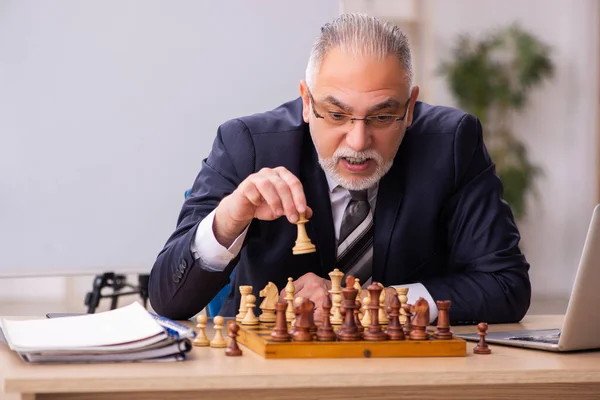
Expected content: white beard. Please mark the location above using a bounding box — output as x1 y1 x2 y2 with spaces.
317 147 394 191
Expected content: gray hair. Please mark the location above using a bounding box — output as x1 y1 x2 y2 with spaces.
305 13 413 89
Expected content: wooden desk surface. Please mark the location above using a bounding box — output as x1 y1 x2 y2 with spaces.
2 315 600 400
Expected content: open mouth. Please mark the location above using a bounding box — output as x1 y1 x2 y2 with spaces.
340 157 372 172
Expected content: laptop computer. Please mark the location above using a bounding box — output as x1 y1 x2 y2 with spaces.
456 204 600 352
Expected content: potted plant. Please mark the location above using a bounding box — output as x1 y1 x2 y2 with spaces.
438 24 555 220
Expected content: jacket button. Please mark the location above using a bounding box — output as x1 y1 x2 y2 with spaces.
172 274 180 283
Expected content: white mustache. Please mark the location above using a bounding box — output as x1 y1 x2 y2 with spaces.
331 148 383 164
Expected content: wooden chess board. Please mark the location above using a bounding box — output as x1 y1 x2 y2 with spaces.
236 322 467 359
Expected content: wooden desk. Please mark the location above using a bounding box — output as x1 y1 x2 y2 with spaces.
2 315 600 400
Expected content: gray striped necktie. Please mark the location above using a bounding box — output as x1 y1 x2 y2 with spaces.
335 189 373 284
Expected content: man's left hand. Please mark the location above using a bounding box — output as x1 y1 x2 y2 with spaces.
280 272 332 320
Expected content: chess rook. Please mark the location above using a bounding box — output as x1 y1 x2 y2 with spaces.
434 300 453 340
236 286 252 322
270 300 292 342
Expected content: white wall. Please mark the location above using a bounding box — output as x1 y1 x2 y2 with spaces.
0 0 339 278
1 0 596 310
427 0 599 300
0 0 338 309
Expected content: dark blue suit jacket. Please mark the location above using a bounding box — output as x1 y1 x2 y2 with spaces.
149 98 531 324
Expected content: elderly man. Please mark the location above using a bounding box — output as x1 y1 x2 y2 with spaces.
149 13 531 324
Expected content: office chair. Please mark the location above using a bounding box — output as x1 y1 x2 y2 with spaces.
184 189 232 317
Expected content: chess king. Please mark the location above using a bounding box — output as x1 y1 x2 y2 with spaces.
149 13 531 325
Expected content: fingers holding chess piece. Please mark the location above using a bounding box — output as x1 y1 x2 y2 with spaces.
292 212 316 255
193 314 210 347
473 322 492 354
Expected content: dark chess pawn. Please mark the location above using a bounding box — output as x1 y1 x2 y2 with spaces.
354 300 364 333
316 295 337 341
473 322 492 354
225 321 243 356
385 292 404 340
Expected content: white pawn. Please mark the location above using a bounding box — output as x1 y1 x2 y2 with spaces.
193 314 210 346
210 316 227 348
361 296 371 326
241 294 259 325
378 290 389 325
284 278 295 322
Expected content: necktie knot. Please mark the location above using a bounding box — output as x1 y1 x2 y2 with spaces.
349 189 368 202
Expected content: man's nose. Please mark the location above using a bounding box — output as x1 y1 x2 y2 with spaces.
345 120 371 152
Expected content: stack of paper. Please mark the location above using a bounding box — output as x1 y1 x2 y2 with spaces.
0 302 195 363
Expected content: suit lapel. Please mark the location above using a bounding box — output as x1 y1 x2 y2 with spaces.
372 159 404 283
300 128 336 277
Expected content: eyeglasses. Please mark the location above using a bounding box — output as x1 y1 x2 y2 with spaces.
307 89 411 132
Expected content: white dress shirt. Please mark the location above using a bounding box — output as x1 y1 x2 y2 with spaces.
190 174 439 323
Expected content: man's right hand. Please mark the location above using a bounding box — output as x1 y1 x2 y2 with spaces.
213 167 313 248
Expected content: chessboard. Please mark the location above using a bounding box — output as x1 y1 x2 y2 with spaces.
228 269 467 359
236 321 467 359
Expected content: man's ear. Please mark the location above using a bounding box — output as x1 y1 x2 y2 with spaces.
299 81 311 123
405 85 420 128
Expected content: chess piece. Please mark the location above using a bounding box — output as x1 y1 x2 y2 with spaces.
434 300 453 340
328 269 344 325
292 298 315 341
378 289 389 325
474 322 492 354
316 295 337 341
192 314 210 346
354 278 363 319
292 212 316 254
363 283 387 341
258 282 278 323
284 278 295 322
403 297 430 340
361 296 371 326
354 299 364 333
385 291 405 340
396 287 409 325
209 315 227 348
270 300 292 342
337 276 362 341
225 321 243 356
236 285 252 322
241 294 259 325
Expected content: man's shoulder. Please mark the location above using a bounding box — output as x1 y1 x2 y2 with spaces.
219 97 306 137
408 101 475 137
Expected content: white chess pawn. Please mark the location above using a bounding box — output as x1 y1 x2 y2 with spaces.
361 296 371 326
210 316 227 348
241 294 259 325
284 278 295 322
193 314 210 346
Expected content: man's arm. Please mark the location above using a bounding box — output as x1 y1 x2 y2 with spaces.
148 119 254 320
421 113 531 324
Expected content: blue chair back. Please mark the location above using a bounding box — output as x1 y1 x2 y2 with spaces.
184 189 232 317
